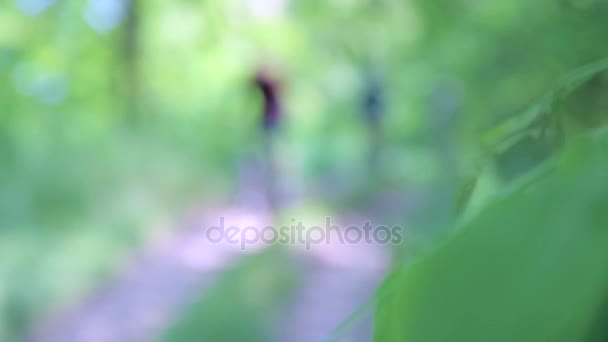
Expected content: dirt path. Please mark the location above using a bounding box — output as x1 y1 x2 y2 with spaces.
277 243 387 342
28 208 267 342
29 206 390 342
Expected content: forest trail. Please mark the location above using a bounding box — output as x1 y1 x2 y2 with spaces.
29 206 390 342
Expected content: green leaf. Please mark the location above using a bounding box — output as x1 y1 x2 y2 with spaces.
376 136 608 342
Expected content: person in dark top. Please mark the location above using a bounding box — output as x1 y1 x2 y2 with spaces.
362 70 386 176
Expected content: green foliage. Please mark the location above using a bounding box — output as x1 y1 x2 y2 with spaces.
2 0 608 340
162 248 298 342
373 2 608 334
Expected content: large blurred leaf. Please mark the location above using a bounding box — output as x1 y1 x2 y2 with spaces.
376 135 608 341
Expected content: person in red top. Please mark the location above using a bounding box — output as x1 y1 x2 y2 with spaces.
253 66 283 211
254 68 282 132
